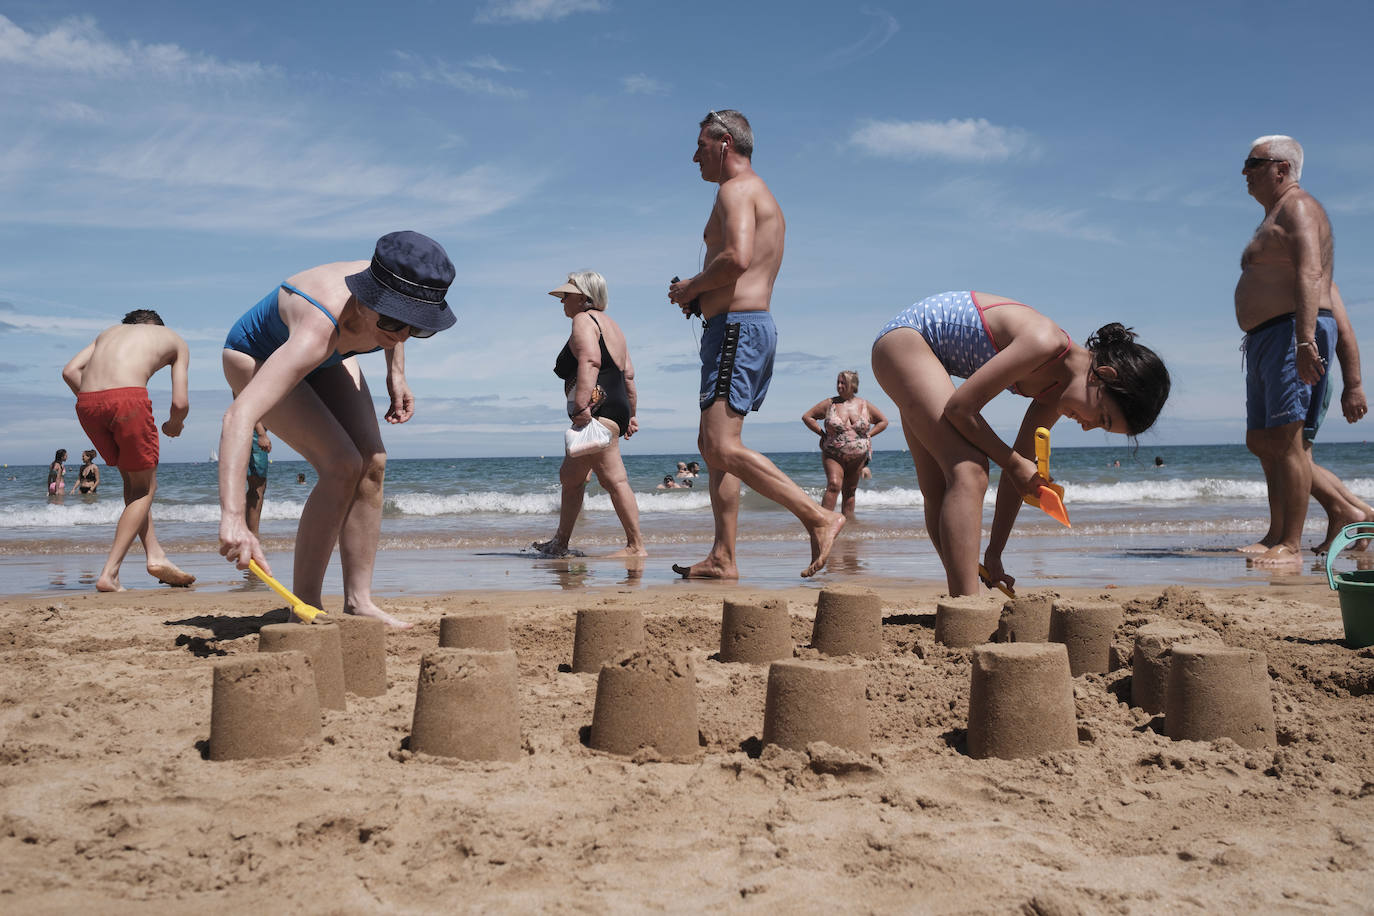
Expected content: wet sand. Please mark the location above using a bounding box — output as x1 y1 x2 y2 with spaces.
2 580 1372 911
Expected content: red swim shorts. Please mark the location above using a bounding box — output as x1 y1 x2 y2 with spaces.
75 387 159 472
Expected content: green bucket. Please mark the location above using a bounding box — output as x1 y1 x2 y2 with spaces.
1325 523 1374 649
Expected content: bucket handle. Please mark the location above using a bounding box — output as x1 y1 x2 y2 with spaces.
1325 522 1374 590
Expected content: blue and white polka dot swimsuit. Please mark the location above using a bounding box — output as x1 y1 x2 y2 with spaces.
877 291 1001 379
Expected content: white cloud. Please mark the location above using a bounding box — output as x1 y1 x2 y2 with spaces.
47 99 104 123
475 0 609 24
0 14 268 81
388 52 526 98
466 54 518 72
0 112 543 239
824 7 899 69
851 117 1031 162
622 73 667 96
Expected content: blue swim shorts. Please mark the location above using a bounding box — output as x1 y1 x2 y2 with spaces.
1244 310 1337 434
248 436 270 479
699 311 776 414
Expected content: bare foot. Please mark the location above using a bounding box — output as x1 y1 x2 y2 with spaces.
96 575 124 593
346 605 413 630
801 511 847 578
606 546 648 558
1237 540 1274 554
148 562 196 587
1314 510 1374 555
532 539 583 558
672 559 738 579
1248 544 1303 568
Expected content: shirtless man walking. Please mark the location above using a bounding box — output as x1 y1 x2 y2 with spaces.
1235 134 1360 567
669 109 844 578
62 309 194 591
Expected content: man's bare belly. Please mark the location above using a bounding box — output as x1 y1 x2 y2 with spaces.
1235 263 1299 332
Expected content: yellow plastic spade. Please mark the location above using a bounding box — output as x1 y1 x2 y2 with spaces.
1021 427 1071 528
248 559 327 623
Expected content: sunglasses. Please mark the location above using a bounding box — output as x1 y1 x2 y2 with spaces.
1244 156 1284 170
375 314 436 338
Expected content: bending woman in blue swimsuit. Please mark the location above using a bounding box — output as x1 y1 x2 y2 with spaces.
871 291 1170 597
217 231 457 628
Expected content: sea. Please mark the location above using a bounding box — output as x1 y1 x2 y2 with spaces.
6 443 1372 597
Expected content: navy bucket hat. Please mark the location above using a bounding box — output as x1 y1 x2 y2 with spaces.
345 231 457 333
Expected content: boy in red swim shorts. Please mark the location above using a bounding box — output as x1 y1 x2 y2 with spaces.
63 309 193 592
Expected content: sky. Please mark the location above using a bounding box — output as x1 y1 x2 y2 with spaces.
2 0 1372 465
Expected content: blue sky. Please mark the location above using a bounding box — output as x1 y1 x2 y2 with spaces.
2 0 1372 464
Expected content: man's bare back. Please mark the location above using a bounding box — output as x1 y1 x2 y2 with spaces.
1235 186 1332 331
70 324 187 393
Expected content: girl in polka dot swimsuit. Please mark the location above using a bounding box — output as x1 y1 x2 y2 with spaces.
872 291 1171 597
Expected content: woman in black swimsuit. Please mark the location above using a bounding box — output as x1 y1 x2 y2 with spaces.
533 271 646 558
77 449 100 495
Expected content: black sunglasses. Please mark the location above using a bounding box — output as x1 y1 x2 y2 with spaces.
1243 156 1284 170
375 315 436 338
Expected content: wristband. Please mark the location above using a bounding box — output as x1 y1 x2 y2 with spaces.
1297 340 1319 351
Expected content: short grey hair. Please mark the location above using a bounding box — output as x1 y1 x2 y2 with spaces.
1251 134 1303 181
700 109 754 159
566 270 607 311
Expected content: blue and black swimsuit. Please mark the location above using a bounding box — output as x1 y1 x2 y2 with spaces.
225 282 381 371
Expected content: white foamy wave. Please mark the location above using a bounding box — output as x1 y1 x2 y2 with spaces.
0 501 223 528
388 491 561 516
588 491 714 513
1061 478 1269 503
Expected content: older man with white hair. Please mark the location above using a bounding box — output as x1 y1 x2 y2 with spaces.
1235 134 1368 565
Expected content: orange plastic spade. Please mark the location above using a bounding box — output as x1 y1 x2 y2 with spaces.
1022 427 1071 528
248 559 328 623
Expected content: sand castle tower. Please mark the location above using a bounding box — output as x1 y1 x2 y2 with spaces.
209 651 321 761
1130 622 1221 713
1165 645 1275 748
762 658 871 754
935 595 1003 648
719 598 794 663
994 593 1054 643
589 651 700 759
331 614 388 697
1048 599 1122 676
810 587 882 657
967 643 1078 760
572 607 645 673
440 612 511 651
410 649 522 761
258 622 346 710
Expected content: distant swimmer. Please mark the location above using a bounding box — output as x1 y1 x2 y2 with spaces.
802 370 889 520
668 109 844 579
76 449 100 494
62 310 194 591
872 291 1170 597
46 448 66 498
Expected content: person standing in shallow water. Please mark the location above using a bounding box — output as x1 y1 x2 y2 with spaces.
46 449 67 498
62 310 194 591
217 231 457 630
668 109 845 579
76 449 100 495
802 370 889 520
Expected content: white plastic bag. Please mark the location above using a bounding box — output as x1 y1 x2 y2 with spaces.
564 419 612 457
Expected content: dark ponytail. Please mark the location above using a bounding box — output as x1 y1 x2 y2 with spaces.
1086 323 1170 437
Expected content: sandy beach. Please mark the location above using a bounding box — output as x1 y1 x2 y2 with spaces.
3 577 1372 913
